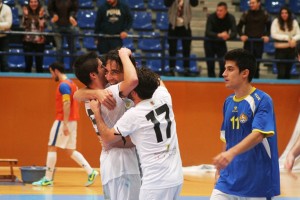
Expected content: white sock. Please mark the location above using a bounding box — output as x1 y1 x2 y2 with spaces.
45 151 57 180
71 151 93 175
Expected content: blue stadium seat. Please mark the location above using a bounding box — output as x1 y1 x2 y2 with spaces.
272 63 299 75
78 0 93 9
265 0 285 14
77 10 96 29
43 50 57 69
148 0 168 11
156 12 168 31
8 49 25 69
174 54 199 75
83 36 97 50
123 37 135 51
132 52 142 68
290 0 300 15
132 11 153 31
11 7 20 26
146 53 165 74
291 63 300 75
240 0 249 12
138 32 162 52
63 51 85 70
3 0 15 6
127 0 145 10
264 42 275 55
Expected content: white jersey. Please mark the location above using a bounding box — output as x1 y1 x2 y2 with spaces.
85 84 140 185
114 86 183 189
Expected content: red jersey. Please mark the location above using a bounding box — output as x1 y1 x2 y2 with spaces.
55 79 79 121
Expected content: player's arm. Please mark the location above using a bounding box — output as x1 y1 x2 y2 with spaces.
285 135 300 171
118 48 139 98
213 131 264 170
89 99 123 144
74 87 116 110
60 83 72 136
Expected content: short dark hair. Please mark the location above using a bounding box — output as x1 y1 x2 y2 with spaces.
134 67 160 100
49 62 65 73
217 2 227 8
224 49 257 82
104 49 136 72
73 52 100 87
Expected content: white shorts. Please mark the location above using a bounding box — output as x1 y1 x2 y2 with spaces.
210 189 274 200
139 184 182 200
102 174 141 200
48 120 77 149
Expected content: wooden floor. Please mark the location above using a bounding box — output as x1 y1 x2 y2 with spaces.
0 167 300 198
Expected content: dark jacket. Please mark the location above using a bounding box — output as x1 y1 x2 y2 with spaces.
48 0 78 26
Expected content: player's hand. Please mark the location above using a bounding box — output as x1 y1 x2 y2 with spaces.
96 89 116 110
89 99 101 114
63 123 70 136
284 152 296 171
118 47 131 57
120 31 128 39
51 14 59 23
289 39 296 48
213 151 234 170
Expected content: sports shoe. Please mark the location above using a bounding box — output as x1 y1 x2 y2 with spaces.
32 177 53 186
85 170 99 187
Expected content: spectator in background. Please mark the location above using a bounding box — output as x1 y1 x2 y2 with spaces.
48 0 78 65
0 0 12 72
271 6 300 79
95 0 133 55
22 0 46 73
164 0 199 77
237 0 271 78
204 2 237 78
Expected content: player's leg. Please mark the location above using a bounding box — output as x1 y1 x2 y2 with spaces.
65 121 98 186
32 120 61 186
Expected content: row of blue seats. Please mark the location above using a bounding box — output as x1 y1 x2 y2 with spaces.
8 48 299 76
4 0 167 11
240 0 300 14
7 49 200 75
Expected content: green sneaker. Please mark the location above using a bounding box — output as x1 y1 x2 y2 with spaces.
32 177 53 186
85 170 99 187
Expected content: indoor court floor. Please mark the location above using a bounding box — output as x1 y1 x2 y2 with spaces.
0 167 299 200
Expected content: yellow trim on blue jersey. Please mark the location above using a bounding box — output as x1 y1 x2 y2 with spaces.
233 87 256 102
62 94 71 102
252 129 275 137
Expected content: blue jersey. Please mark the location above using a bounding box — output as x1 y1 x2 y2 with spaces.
215 88 280 197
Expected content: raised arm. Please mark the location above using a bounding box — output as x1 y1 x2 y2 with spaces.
74 87 116 110
118 48 139 98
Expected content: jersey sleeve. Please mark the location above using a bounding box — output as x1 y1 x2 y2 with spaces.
59 82 71 95
252 95 275 136
114 109 139 137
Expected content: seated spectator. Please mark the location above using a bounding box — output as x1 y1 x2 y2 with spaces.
271 6 300 79
22 0 46 73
